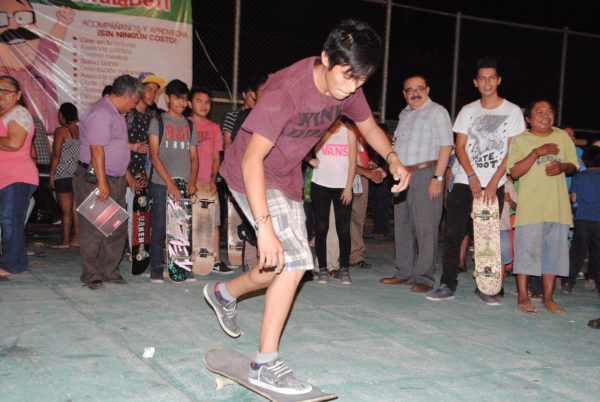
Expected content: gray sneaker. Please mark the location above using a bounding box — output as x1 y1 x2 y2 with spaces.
426 284 455 301
477 291 501 306
249 358 312 395
314 269 329 284
339 270 352 285
203 283 241 338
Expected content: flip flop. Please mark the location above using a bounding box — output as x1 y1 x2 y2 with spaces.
517 301 538 314
542 300 565 314
50 244 70 249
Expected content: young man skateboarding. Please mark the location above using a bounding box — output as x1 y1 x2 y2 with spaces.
204 19 410 395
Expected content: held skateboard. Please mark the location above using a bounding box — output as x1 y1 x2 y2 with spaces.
204 347 337 402
227 197 244 266
191 182 216 275
166 177 193 282
131 185 150 275
471 198 502 296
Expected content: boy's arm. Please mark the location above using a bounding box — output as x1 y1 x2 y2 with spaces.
342 128 358 205
187 145 198 195
455 132 481 200
482 136 515 204
354 115 410 192
149 133 179 200
241 133 285 272
571 192 577 203
510 143 559 179
210 150 221 196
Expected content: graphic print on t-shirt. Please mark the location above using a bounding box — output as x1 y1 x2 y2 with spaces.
467 114 509 170
282 105 342 140
163 123 191 150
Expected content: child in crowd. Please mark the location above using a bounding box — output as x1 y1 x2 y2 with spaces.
562 146 600 294
507 100 578 314
148 79 199 283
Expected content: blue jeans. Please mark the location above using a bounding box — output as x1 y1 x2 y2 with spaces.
0 182 37 274
150 183 167 272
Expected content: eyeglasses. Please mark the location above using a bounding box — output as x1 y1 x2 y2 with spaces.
403 86 426 95
0 11 36 28
0 88 18 95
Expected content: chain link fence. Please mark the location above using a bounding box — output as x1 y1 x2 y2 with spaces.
192 0 600 142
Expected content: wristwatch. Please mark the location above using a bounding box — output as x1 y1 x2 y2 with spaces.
433 175 443 182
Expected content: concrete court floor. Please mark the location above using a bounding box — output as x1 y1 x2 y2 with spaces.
1 224 600 402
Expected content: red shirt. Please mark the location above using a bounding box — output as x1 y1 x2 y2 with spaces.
220 57 371 201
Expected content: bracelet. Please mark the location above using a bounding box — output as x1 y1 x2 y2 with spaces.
385 151 397 163
467 173 477 180
253 214 271 230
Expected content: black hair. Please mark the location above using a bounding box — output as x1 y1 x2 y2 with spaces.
102 85 112 97
111 75 143 98
0 75 26 107
524 99 555 120
323 19 382 78
582 146 600 168
189 86 212 99
475 57 500 76
403 75 429 89
59 102 78 123
244 75 269 94
165 79 189 98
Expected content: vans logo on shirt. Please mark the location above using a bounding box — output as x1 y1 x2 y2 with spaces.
321 143 348 156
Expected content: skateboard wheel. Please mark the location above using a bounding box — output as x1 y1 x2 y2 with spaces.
495 272 501 279
473 270 479 278
470 212 475 219
214 377 224 390
136 253 144 261
138 196 146 206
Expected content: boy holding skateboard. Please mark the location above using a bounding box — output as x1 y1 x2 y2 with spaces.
427 57 525 305
188 87 233 275
204 19 410 395
148 79 199 283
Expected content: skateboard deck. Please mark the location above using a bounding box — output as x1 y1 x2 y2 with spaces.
131 186 150 275
471 198 502 296
204 347 337 402
227 198 244 266
191 182 216 275
166 177 193 282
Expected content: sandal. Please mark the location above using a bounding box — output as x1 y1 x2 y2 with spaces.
542 300 565 314
354 260 372 269
517 301 538 314
50 244 70 249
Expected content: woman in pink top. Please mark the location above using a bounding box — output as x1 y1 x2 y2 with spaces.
0 76 38 279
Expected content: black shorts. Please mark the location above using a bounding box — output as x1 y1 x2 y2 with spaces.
54 177 73 194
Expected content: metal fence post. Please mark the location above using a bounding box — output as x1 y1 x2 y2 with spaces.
557 26 568 127
232 0 241 107
451 12 461 120
379 0 392 123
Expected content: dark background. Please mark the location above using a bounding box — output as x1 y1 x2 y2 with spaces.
191 0 600 139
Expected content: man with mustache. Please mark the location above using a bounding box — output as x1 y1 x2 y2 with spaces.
380 75 453 293
0 0 74 132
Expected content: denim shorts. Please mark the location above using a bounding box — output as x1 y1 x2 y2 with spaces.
230 188 313 272
513 222 569 276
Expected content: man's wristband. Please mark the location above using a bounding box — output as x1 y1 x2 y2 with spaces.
385 151 397 164
467 173 477 180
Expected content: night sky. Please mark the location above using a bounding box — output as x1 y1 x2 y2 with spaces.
192 0 600 139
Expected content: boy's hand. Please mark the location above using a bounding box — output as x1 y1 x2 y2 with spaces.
127 173 141 194
545 161 565 176
166 181 180 201
341 187 352 205
257 224 285 273
209 181 217 196
186 180 197 196
468 175 483 200
534 143 559 157
389 160 410 193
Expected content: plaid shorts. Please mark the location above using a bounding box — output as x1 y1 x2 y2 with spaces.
230 188 313 272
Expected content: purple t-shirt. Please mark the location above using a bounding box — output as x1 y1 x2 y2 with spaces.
220 56 371 201
79 96 130 177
